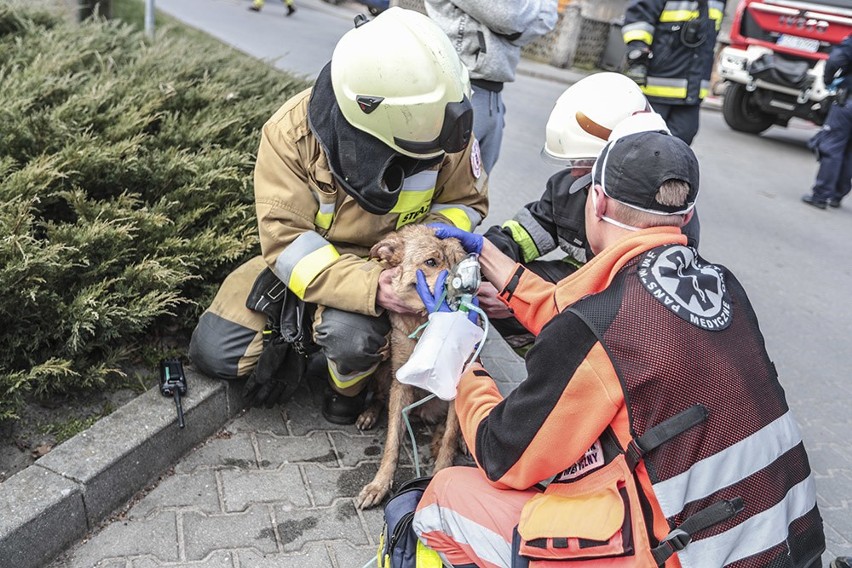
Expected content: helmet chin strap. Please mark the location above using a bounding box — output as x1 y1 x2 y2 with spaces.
591 186 642 232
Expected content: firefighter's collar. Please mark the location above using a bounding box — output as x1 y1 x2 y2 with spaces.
568 173 592 195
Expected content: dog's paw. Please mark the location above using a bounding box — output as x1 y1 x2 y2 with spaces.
355 406 381 430
356 480 391 509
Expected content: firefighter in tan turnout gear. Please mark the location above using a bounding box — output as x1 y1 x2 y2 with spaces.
189 7 488 424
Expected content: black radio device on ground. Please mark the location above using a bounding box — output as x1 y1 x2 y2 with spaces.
159 358 188 429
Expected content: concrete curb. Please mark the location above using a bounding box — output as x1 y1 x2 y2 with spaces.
0 368 244 568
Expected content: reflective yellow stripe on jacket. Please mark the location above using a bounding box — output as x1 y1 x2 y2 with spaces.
502 220 540 263
393 170 439 228
314 201 335 230
622 20 655 45
643 78 710 100
660 0 724 25
431 202 482 232
660 0 700 22
273 231 340 299
624 0 724 45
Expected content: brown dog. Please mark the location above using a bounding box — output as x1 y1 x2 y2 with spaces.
354 224 469 510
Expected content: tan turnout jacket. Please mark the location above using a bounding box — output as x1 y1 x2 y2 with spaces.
253 88 488 316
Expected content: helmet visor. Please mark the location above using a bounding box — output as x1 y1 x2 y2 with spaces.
394 96 473 157
539 147 597 170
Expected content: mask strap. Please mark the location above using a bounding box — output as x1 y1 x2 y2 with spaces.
592 146 642 232
592 188 642 232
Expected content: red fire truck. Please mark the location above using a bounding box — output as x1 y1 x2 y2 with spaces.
717 0 852 133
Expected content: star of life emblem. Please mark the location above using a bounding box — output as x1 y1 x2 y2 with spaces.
638 245 732 331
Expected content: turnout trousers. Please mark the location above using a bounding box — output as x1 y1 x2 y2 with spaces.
188 256 390 392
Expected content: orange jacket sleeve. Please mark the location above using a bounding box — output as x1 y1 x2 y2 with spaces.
456 311 623 490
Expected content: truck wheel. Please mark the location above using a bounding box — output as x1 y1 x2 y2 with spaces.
722 83 774 134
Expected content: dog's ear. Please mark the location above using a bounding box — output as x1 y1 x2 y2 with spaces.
370 232 405 267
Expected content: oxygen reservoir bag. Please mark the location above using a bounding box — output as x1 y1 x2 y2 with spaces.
396 311 483 401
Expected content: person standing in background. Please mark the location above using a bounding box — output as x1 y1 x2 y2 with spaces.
621 0 725 145
425 0 558 175
249 0 296 16
803 33 852 209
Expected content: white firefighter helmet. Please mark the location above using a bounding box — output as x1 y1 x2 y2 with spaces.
542 72 650 168
607 111 670 145
331 7 473 159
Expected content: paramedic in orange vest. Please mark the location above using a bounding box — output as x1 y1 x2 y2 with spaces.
413 131 825 568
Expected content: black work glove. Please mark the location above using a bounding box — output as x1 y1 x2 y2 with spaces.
243 337 307 408
624 63 649 86
624 42 651 86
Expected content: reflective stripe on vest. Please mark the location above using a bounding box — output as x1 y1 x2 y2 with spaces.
678 477 816 566
654 412 803 516
273 231 340 299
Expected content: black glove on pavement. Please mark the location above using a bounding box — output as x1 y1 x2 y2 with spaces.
243 336 307 408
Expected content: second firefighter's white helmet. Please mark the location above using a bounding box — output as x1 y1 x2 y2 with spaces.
542 72 650 168
331 7 473 159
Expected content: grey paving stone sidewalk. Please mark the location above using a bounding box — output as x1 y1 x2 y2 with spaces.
45 330 523 568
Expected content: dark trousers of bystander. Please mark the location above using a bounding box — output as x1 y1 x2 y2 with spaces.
808 99 852 207
650 101 700 146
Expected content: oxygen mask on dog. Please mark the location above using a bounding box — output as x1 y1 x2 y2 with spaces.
396 254 488 401
446 253 481 312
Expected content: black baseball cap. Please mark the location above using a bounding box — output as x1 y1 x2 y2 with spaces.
592 131 699 215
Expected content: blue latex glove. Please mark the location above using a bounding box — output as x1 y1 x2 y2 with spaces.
428 224 483 255
416 270 451 313
416 270 479 324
